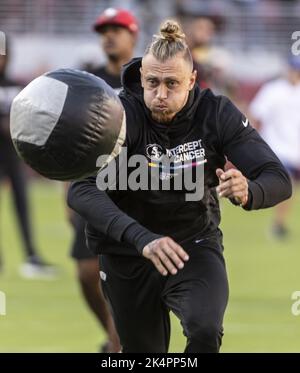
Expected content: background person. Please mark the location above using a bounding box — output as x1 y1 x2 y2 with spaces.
249 55 300 239
0 43 56 279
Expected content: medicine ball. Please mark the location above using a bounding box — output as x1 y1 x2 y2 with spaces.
10 69 126 180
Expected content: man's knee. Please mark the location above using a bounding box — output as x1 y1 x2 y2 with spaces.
184 314 223 352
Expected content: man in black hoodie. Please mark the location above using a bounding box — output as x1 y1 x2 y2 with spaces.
68 21 292 352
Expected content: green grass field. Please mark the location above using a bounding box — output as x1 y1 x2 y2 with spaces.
0 181 300 352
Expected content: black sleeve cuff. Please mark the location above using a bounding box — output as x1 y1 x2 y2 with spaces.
122 223 163 255
243 180 264 210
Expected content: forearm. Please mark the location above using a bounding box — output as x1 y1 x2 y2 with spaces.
67 177 161 253
244 165 292 210
223 129 292 210
217 96 292 210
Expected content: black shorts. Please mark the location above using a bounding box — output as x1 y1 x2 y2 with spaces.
99 233 229 353
70 214 97 261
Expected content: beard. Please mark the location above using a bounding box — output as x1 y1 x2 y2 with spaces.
151 112 173 123
150 106 174 123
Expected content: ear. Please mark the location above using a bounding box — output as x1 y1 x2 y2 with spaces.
188 70 197 91
140 67 144 88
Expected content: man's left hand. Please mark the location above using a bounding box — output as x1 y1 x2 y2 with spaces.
216 168 248 207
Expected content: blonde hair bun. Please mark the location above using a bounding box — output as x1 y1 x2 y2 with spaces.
144 19 191 65
159 20 185 43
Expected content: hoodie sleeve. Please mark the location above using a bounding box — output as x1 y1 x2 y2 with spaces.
67 176 162 254
67 101 162 255
216 96 292 210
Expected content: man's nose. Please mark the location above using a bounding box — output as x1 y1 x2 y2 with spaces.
156 84 168 100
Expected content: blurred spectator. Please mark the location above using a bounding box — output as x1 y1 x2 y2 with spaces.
88 7 138 92
0 41 57 278
181 14 237 98
249 55 300 239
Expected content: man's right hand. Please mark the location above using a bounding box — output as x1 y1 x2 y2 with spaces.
142 237 189 276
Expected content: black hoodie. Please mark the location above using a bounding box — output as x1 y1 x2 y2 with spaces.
68 58 292 256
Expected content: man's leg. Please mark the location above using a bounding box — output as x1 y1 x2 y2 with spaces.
272 199 291 238
70 214 120 352
271 168 298 239
1 140 57 278
163 239 229 353
5 147 36 258
100 254 170 353
76 258 120 352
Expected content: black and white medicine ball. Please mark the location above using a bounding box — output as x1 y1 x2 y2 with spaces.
10 69 126 180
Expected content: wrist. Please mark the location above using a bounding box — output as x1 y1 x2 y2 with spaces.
122 223 163 255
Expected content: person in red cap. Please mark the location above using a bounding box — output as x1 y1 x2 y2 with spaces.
89 8 138 89
66 7 138 353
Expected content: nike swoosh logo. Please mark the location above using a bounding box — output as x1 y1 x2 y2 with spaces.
195 239 206 244
242 118 249 127
100 271 107 281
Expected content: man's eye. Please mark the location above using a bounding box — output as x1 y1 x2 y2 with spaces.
148 79 157 86
167 81 178 88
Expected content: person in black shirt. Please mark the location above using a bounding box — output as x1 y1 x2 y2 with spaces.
0 44 56 278
67 8 138 352
68 20 292 352
89 7 138 92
